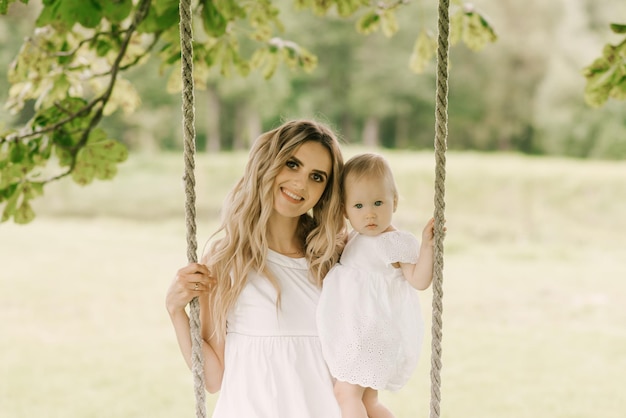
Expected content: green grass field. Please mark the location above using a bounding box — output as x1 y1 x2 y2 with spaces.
1 150 625 418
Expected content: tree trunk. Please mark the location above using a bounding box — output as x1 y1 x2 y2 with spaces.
233 104 262 150
341 114 354 144
246 109 262 148
362 116 380 147
205 86 221 152
395 116 409 149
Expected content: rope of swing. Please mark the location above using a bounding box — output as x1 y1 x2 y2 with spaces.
178 0 449 417
178 0 207 416
430 0 450 417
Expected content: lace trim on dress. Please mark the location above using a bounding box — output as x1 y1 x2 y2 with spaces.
377 230 420 266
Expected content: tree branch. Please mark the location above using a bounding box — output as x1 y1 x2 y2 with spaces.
1 0 153 187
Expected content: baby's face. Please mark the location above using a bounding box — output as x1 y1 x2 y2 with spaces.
343 175 395 236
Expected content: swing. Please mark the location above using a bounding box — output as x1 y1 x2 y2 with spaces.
177 0 450 416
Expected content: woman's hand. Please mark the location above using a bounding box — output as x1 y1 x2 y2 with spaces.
165 262 215 315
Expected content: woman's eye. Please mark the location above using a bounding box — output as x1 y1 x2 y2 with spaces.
374 200 383 206
286 160 297 169
354 203 363 209
311 173 324 183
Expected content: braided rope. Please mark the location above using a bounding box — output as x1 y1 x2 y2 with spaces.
429 0 450 417
178 0 206 416
177 1 448 417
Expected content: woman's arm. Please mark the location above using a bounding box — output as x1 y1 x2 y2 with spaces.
166 262 225 393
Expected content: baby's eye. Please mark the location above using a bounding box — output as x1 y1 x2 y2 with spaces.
286 160 298 169
374 200 383 207
354 203 363 209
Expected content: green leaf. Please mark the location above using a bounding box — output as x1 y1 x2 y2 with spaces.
14 199 35 224
232 50 251 77
462 11 497 51
297 47 317 73
34 98 91 141
94 38 113 57
153 0 177 15
263 50 280 79
54 146 74 167
0 0 28 15
409 29 437 74
0 182 19 203
35 0 61 27
100 0 132 23
582 40 626 106
1 182 22 222
72 129 127 185
66 0 102 28
449 10 464 45
214 0 245 20
39 0 103 29
601 43 618 62
336 0 367 17
23 181 44 200
356 11 380 35
202 0 228 38
250 48 269 70
582 57 611 78
57 40 72 65
380 10 399 38
0 165 24 190
138 1 178 33
9 142 25 163
610 23 626 34
0 180 39 224
610 75 626 100
582 63 614 108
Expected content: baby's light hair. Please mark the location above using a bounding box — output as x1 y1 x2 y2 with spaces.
341 153 399 209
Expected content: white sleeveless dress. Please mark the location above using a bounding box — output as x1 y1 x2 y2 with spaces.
212 250 340 418
316 230 424 391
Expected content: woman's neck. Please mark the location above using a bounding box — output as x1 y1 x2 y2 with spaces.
266 214 303 257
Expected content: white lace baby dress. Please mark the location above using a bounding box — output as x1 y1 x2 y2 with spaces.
212 250 340 418
316 230 424 391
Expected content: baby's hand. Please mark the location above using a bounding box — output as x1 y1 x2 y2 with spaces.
421 217 446 246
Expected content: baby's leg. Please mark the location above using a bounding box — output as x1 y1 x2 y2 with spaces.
334 380 368 418
362 388 395 418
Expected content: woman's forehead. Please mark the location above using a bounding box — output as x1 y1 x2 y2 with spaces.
291 141 332 172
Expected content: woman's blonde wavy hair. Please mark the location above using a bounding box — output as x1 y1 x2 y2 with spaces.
203 119 346 338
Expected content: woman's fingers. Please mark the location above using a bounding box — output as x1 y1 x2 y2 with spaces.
166 263 217 312
178 262 210 276
178 263 216 291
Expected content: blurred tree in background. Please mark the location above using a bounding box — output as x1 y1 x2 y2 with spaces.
0 0 496 223
0 0 624 224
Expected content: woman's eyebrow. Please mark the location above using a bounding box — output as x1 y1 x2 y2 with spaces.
292 156 329 178
313 169 328 178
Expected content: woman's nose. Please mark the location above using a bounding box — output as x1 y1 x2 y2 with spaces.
291 174 306 190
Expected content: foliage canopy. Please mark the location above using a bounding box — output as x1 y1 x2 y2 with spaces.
0 0 498 224
582 22 626 107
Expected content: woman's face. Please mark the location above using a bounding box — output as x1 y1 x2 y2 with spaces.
272 141 332 219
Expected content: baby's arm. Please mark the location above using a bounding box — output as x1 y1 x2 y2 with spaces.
398 218 436 290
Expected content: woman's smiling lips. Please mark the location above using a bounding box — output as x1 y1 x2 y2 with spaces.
281 187 304 202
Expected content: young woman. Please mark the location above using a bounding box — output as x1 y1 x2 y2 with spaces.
165 119 346 417
317 153 436 418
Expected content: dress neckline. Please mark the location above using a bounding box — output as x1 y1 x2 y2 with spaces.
267 249 308 269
